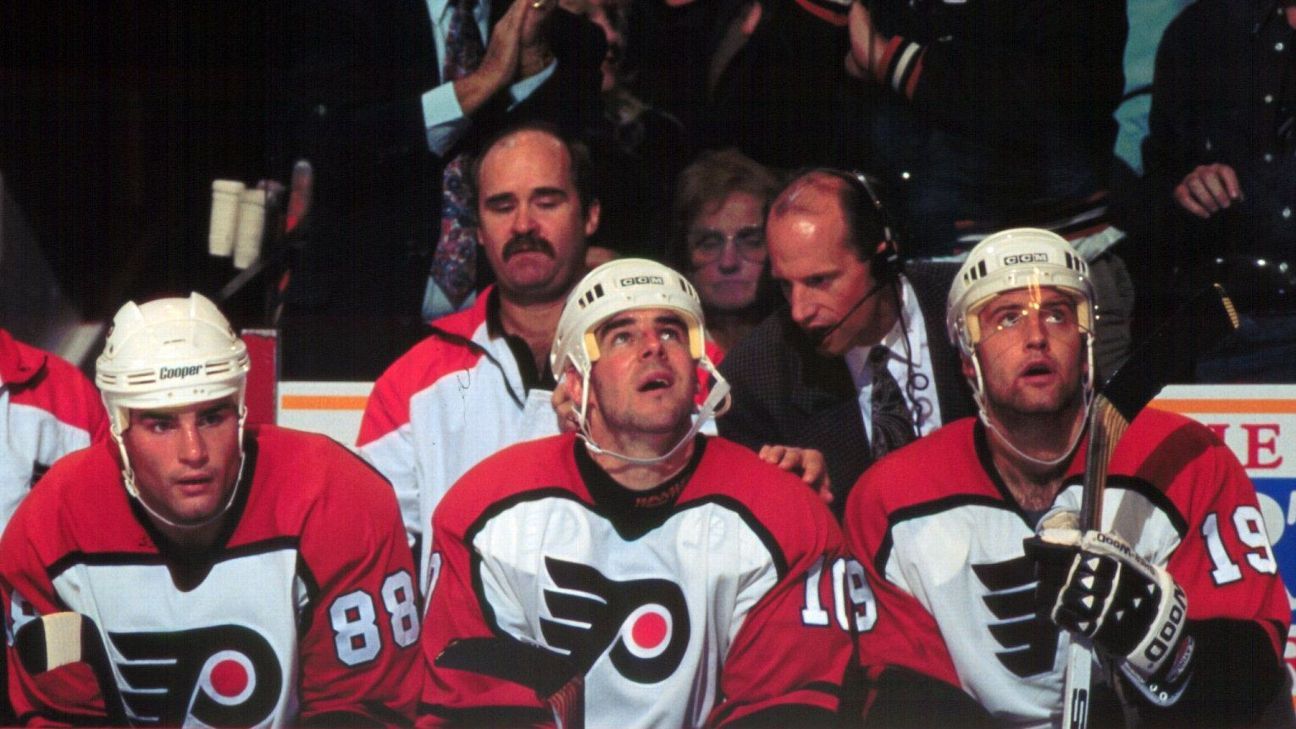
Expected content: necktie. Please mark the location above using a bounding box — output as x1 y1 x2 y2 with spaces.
442 0 485 83
869 346 916 460
428 0 486 317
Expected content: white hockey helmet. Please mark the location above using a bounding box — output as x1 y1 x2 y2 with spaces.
550 258 730 463
946 228 1095 466
946 227 1095 356
97 292 250 432
96 293 250 510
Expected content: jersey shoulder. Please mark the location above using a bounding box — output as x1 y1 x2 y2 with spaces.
254 425 393 499
434 434 581 530
689 437 842 552
851 417 987 516
1112 407 1228 485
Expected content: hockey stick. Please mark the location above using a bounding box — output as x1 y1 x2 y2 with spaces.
435 635 585 729
13 612 128 725
1062 283 1239 729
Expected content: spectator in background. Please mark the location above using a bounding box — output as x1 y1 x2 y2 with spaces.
1143 0 1296 382
1108 0 1194 347
276 0 602 377
839 0 1135 382
668 148 782 354
718 169 974 514
563 0 696 260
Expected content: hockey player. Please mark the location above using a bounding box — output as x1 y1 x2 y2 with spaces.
0 293 419 726
419 259 855 727
0 327 107 533
0 328 108 724
844 229 1291 727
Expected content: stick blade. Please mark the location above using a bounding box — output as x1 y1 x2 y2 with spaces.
1100 283 1239 422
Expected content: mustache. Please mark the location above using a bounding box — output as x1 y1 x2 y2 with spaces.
502 233 555 261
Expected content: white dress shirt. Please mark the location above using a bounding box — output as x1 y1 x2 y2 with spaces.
843 274 943 446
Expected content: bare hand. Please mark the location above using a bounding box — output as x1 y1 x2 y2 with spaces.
552 383 580 433
519 0 556 76
1174 163 1242 219
759 445 833 505
845 1 884 81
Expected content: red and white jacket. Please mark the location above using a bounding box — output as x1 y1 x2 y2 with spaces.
358 288 562 596
0 328 107 535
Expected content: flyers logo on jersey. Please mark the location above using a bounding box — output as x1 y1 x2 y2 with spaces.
971 555 1059 677
540 556 690 683
108 624 282 726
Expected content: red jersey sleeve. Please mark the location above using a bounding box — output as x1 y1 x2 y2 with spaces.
1 474 109 725
296 450 422 724
842 471 963 697
417 489 551 728
1158 430 1290 657
709 512 855 726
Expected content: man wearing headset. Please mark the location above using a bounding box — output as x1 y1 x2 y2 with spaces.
844 229 1290 726
419 259 854 727
718 168 974 514
0 294 419 726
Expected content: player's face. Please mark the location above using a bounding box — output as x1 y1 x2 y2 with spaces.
768 186 886 357
123 397 242 527
686 191 767 313
969 287 1085 418
580 308 698 446
477 130 600 305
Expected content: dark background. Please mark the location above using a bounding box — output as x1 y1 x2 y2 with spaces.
1 2 277 328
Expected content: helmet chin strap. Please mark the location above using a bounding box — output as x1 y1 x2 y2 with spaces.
112 407 249 533
575 360 732 466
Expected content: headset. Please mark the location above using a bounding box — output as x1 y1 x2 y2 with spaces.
800 168 904 345
814 168 901 285
803 168 927 438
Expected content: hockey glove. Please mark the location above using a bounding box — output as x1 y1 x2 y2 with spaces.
1024 517 1190 684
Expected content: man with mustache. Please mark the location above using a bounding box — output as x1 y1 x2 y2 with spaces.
717 168 974 514
359 122 599 596
844 229 1290 726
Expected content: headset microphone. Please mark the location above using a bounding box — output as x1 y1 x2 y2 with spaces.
808 276 891 349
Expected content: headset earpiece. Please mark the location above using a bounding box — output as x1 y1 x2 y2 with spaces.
809 168 901 284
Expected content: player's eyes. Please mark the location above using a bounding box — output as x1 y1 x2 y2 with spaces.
996 310 1026 329
198 412 229 428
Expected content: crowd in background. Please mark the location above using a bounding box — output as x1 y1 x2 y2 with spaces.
266 0 1293 384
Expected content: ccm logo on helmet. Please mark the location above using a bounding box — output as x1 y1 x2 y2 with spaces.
619 275 665 286
159 364 203 380
1002 253 1050 265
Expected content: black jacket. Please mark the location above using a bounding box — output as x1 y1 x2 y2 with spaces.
716 261 975 516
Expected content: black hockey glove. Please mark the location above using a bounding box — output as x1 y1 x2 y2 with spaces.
1024 513 1193 698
